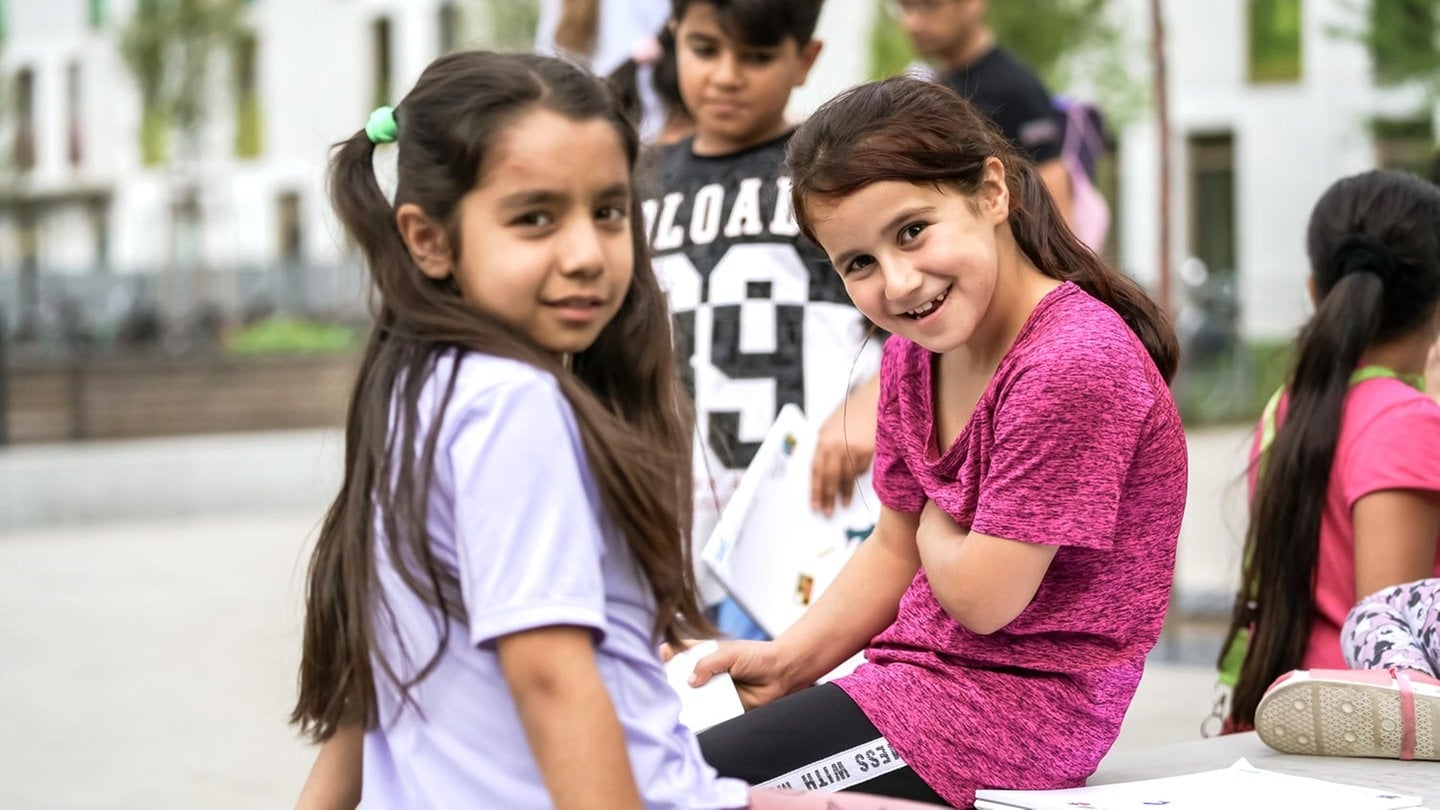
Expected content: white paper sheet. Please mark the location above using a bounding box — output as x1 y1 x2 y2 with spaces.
974 758 1427 810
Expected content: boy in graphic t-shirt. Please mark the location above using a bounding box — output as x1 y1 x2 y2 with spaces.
640 0 880 632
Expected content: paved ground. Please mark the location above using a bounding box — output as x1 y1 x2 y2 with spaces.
0 424 1254 808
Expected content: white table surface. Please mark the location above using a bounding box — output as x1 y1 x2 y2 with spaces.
1091 732 1440 805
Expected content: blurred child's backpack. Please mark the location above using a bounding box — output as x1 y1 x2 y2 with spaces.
1054 97 1111 254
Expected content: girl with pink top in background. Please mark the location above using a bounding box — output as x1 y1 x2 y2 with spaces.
1219 171 1440 760
679 77 1188 808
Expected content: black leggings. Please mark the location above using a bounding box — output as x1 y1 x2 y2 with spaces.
697 683 948 805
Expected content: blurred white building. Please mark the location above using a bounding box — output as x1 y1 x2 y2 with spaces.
0 0 511 284
1113 0 1437 341
7 0 1428 344
0 0 873 296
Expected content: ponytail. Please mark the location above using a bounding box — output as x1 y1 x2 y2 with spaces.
1223 270 1385 726
1006 159 1178 382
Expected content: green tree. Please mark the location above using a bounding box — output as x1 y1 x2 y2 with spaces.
1334 0 1439 168
1364 0 1440 90
446 0 540 52
989 0 1115 87
119 0 249 315
120 0 247 166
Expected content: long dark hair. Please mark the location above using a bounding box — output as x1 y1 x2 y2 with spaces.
1222 170 1440 726
291 51 708 743
608 25 686 133
787 77 1177 382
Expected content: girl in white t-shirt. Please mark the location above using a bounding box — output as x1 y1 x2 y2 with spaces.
289 49 935 810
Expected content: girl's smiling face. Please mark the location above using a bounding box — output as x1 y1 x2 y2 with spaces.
807 160 1012 356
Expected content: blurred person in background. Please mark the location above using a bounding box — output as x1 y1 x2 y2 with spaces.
537 0 676 140
1217 170 1440 735
537 0 671 74
608 23 695 145
888 0 1072 224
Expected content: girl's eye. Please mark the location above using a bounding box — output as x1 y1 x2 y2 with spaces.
743 51 776 65
846 255 876 274
899 222 926 243
596 205 628 223
514 212 553 227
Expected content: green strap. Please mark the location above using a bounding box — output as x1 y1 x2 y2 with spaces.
1259 387 1284 457
1349 364 1426 389
1258 365 1424 457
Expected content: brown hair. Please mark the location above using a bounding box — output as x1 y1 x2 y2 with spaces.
291 51 708 743
671 0 825 47
788 77 1178 381
1222 170 1440 726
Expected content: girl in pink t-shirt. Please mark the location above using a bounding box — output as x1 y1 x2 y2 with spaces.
681 77 1187 808
1219 171 1440 748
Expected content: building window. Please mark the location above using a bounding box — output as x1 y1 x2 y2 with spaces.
1188 133 1237 279
88 0 105 28
67 62 83 167
277 192 303 263
1374 118 1435 176
1248 0 1303 83
13 67 35 171
372 16 393 108
234 31 262 157
438 2 459 54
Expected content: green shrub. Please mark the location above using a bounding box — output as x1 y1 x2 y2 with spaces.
224 318 362 356
1174 338 1294 426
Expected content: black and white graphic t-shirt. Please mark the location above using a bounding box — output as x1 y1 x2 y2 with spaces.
641 132 878 596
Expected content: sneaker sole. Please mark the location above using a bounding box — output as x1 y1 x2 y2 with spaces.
1255 677 1440 760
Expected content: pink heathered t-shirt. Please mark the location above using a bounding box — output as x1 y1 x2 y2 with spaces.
836 283 1188 808
1251 378 1440 670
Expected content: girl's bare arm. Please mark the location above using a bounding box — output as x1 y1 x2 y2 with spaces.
1353 489 1440 598
914 501 1059 635
294 722 362 810
498 625 643 810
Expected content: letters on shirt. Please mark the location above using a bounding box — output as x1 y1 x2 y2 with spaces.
642 177 801 252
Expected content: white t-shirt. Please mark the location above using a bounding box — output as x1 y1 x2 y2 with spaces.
363 352 748 810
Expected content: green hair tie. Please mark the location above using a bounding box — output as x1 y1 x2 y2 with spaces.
365 106 398 144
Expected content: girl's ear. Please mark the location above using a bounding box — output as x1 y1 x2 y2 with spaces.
794 39 824 85
980 156 1011 224
396 203 454 280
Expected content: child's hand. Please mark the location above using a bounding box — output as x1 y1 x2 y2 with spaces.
812 410 874 516
811 388 879 516
686 639 794 710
